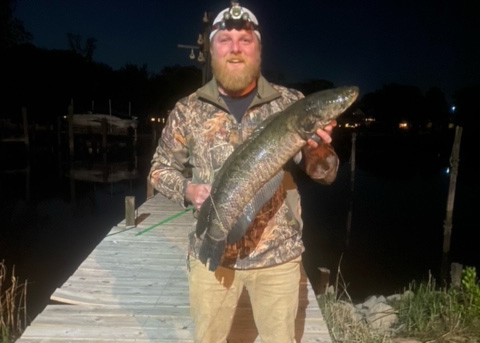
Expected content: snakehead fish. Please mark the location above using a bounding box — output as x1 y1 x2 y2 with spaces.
196 86 359 271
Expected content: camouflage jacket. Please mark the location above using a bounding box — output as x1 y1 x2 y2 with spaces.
149 76 339 269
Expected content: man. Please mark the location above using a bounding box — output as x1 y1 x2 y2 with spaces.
149 2 339 342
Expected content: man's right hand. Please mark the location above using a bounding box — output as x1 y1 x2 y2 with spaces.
185 183 211 210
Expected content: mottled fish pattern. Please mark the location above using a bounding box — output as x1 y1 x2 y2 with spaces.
196 86 359 271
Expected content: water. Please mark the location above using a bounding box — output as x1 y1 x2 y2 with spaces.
0 135 151 323
300 129 479 300
1 130 478 326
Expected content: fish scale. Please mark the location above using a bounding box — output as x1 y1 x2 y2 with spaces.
196 86 359 271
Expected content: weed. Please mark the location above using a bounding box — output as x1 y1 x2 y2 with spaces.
0 261 27 343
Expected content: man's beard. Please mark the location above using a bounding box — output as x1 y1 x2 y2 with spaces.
211 55 261 96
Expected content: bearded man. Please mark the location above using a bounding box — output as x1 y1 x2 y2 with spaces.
149 2 339 343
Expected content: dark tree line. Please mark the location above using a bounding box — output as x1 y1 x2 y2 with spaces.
2 43 202 129
1 0 477 136
0 0 32 49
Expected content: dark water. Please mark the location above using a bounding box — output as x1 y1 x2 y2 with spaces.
1 129 478 326
300 129 479 300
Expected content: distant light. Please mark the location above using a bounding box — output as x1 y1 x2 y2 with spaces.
445 167 450 175
451 106 456 113
150 118 155 122
399 122 409 129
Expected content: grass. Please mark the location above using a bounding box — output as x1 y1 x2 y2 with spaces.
1 261 27 343
318 265 480 343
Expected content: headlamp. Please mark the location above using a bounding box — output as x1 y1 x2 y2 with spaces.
209 2 261 41
224 4 249 21
213 2 259 32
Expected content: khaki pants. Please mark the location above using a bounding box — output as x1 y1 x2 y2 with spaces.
188 256 301 343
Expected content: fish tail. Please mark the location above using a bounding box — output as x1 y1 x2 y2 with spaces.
198 235 225 271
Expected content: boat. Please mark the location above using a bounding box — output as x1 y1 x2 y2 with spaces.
69 113 138 136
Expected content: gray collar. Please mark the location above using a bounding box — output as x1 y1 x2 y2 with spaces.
196 75 281 111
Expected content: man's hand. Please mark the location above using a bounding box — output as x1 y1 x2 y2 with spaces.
306 121 337 147
186 183 211 210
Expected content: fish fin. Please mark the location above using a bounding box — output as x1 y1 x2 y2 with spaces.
196 195 230 241
227 171 285 244
195 196 213 238
198 235 225 271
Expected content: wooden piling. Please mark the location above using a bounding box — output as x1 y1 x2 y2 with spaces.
68 105 74 161
442 126 463 279
21 107 30 155
147 178 155 199
450 262 463 288
125 196 136 227
316 267 331 295
345 132 357 249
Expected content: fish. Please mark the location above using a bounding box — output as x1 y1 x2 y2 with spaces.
196 86 359 271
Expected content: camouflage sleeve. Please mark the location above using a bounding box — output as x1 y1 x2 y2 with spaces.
148 102 191 207
301 143 339 185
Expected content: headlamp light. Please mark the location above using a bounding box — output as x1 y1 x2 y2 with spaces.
225 4 247 21
209 2 261 41
214 4 258 31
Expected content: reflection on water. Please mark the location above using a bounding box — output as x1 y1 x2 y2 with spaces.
300 129 479 301
0 130 150 322
0 129 479 324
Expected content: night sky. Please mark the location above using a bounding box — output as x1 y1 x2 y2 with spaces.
14 0 479 102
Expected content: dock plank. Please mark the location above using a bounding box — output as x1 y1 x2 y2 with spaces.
17 194 332 343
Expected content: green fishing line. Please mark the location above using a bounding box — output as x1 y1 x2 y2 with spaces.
135 206 193 236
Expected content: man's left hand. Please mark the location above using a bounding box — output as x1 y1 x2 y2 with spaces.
307 121 337 147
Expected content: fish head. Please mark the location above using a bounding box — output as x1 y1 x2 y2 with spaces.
295 86 359 139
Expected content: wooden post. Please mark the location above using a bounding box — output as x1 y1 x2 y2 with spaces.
67 104 76 204
147 178 155 199
70 168 76 204
21 107 30 155
25 164 31 202
57 116 63 177
345 132 357 249
450 262 463 288
152 121 158 147
316 267 331 295
67 105 74 161
125 196 136 227
441 126 463 280
101 118 108 182
21 107 31 202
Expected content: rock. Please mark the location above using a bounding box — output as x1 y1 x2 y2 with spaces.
365 301 397 333
350 293 400 334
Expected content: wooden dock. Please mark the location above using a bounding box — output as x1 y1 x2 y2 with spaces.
16 194 332 343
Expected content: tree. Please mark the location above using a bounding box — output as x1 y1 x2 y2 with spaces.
0 0 32 49
360 84 426 131
287 79 334 96
67 33 97 62
424 87 450 132
453 86 480 127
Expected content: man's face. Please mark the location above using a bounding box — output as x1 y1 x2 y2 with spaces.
210 29 261 96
